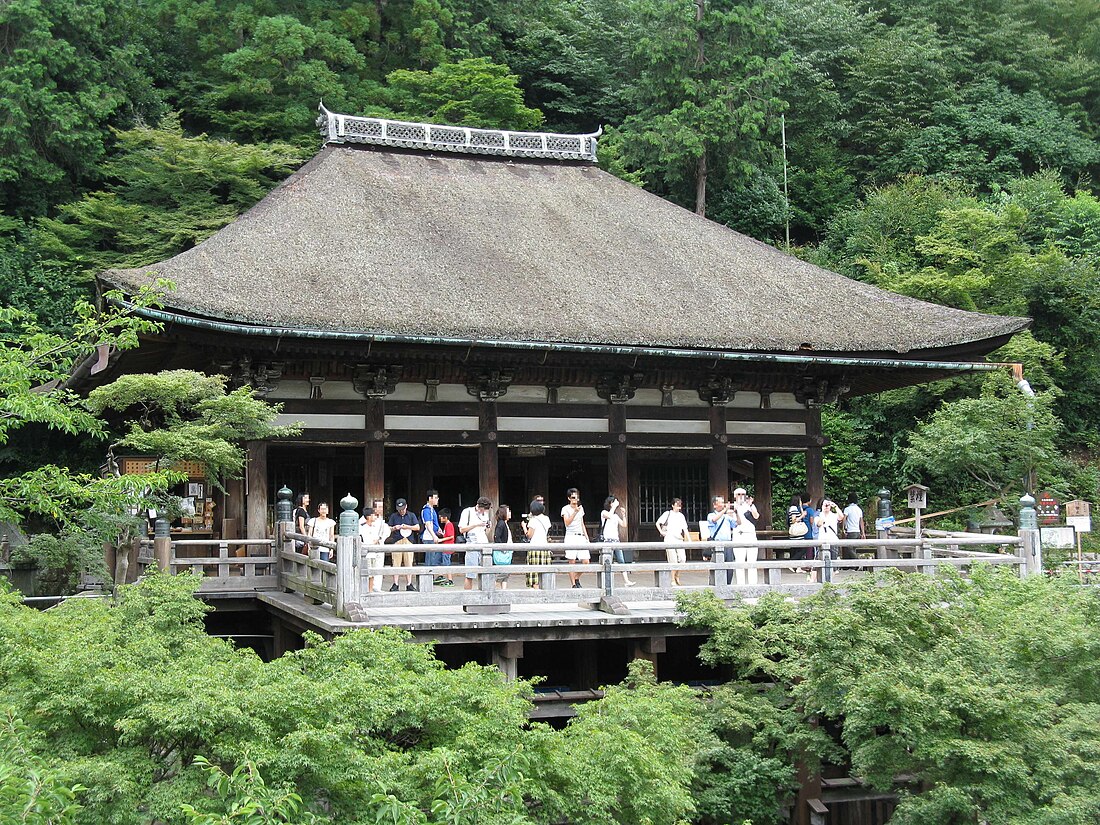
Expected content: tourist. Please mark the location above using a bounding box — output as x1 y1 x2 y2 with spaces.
492 505 515 589
523 500 552 588
561 487 590 588
306 502 336 562
842 494 865 561
601 496 635 587
386 498 420 592
437 507 456 585
732 487 760 586
655 498 690 586
293 492 310 553
459 497 492 591
815 498 843 579
706 494 738 584
421 489 443 585
358 509 390 593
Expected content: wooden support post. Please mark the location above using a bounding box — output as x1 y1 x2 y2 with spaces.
335 533 359 617
805 409 824 505
574 640 599 689
245 440 269 539
608 404 629 536
364 398 385 508
491 641 523 680
479 401 500 506
223 476 243 539
1019 528 1041 576
631 636 665 678
752 452 773 530
709 404 729 502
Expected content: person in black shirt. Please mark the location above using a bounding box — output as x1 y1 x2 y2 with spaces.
293 493 310 553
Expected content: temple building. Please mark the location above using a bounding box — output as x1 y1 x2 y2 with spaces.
99 107 1028 540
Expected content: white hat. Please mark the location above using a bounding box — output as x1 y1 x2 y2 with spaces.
733 487 747 496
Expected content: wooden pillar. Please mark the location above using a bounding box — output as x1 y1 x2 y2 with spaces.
631 636 665 679
479 400 499 506
753 453 773 530
806 409 824 504
608 404 628 532
574 639 599 689
246 440 269 539
223 476 243 540
491 641 523 681
628 460 641 542
364 398 385 509
529 458 549 505
709 404 729 502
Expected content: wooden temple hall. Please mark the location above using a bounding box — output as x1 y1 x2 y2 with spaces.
99 107 1028 539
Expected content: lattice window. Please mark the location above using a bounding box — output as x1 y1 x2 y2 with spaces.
387 123 428 142
639 463 709 527
120 458 206 477
470 131 506 148
547 136 582 153
509 134 542 150
430 126 466 145
346 119 382 137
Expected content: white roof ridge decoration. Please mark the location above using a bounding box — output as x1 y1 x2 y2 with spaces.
317 103 600 162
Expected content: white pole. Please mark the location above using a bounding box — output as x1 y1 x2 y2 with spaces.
781 113 790 250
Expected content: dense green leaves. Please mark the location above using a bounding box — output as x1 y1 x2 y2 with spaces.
680 569 1100 823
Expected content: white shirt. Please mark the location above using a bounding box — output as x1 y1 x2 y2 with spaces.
358 518 390 546
459 506 490 544
307 516 336 543
657 509 690 542
843 503 864 534
818 509 841 540
733 502 757 537
601 510 624 541
561 504 586 537
527 513 551 544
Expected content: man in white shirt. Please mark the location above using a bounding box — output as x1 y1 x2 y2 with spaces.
842 494 866 561
656 498 690 586
459 497 492 591
358 509 390 592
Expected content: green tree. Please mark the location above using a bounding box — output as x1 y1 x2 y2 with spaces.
679 569 1100 823
383 58 544 130
615 0 791 216
0 0 162 216
85 370 299 489
35 119 306 277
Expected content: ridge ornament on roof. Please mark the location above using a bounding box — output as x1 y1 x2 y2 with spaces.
318 104 600 162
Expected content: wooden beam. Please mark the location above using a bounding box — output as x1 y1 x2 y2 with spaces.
364 398 384 507
806 409 824 504
753 453 774 530
608 404 628 535
709 404 729 503
479 401 500 506
245 441 268 539
280 430 822 450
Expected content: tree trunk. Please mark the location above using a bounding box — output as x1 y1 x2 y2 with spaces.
695 152 707 216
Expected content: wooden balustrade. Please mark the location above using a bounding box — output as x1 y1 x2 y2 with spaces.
143 528 1026 617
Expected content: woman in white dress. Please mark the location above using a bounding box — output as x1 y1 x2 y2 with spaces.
655 498 690 586
731 487 760 586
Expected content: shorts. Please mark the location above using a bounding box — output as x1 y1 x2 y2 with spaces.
563 533 590 561
464 548 482 579
390 551 414 568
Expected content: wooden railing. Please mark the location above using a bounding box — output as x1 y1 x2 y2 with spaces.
140 539 279 593
144 527 1032 618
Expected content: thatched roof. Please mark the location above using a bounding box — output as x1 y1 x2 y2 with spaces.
106 143 1027 357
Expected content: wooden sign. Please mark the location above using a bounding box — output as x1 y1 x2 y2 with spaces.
1066 500 1091 518
905 484 928 510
